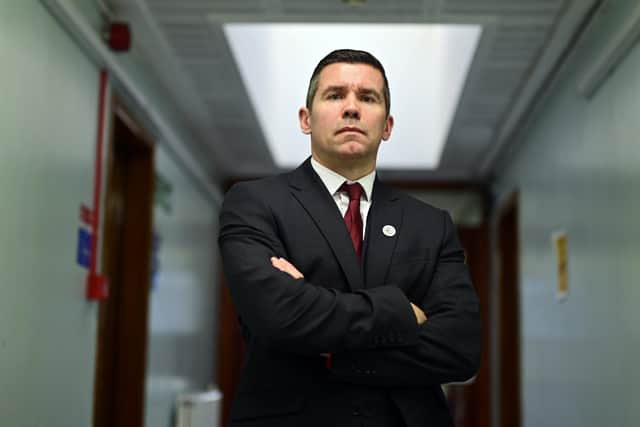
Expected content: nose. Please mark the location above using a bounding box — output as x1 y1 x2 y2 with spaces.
342 95 360 120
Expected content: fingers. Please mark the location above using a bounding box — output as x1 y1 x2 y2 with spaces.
271 257 289 273
411 303 427 325
270 257 304 279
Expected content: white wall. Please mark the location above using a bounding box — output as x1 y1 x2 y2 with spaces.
0 2 221 426
493 1 640 426
145 146 220 427
0 2 99 425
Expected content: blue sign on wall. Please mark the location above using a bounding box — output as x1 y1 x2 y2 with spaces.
77 227 92 269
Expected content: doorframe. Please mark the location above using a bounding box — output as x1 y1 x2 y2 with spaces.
492 190 521 427
93 93 155 427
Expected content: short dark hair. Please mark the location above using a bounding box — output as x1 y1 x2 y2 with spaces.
305 49 391 116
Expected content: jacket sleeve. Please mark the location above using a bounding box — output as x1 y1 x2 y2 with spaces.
328 211 482 386
218 182 419 355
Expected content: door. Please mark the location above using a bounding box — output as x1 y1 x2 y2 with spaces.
496 192 521 427
93 101 155 427
454 223 491 427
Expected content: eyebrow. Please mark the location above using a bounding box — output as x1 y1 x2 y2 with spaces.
321 85 383 101
358 88 382 100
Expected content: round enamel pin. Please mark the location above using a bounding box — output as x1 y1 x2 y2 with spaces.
382 225 396 237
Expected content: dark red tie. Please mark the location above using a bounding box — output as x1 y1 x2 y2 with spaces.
322 183 364 370
340 182 364 258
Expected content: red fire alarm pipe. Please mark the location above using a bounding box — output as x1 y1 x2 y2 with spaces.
86 69 109 300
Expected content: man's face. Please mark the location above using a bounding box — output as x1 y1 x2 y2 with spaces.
299 62 394 170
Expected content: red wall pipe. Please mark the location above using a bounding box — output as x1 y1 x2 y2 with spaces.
86 69 109 300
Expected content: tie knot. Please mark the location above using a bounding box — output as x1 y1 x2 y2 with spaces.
340 182 363 202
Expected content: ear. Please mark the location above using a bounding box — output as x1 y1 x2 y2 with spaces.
382 114 394 141
299 107 312 134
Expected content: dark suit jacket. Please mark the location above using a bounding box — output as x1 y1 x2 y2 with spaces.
218 158 481 427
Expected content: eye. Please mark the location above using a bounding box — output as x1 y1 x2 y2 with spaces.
361 95 375 103
327 93 342 100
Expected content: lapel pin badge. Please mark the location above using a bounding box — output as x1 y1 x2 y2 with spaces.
382 225 396 237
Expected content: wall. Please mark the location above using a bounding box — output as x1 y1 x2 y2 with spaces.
493 1 640 426
145 146 219 427
0 2 99 425
0 1 221 425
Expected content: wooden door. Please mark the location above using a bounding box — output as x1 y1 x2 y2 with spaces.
93 103 155 427
453 223 491 427
497 193 521 427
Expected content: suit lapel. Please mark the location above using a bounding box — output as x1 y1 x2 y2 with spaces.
288 159 365 291
363 178 403 289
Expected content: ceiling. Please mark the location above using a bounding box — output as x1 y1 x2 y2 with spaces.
110 0 600 183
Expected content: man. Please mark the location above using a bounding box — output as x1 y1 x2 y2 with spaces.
219 49 481 427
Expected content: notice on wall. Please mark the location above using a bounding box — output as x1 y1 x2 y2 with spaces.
76 203 94 270
551 230 568 301
76 227 92 269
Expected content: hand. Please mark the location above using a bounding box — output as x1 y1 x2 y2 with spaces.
270 257 304 279
411 303 427 325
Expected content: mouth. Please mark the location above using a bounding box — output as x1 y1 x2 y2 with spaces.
336 126 366 135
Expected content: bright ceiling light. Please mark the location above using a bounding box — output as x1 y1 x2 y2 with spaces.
224 23 481 169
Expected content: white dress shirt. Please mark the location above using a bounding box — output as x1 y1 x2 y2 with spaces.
310 157 375 238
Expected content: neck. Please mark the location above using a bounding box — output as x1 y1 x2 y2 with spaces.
312 153 375 181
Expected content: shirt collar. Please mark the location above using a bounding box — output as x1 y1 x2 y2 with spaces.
310 157 376 201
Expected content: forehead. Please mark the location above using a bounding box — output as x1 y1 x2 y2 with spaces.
316 62 385 91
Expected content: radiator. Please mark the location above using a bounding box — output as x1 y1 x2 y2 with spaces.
176 389 223 427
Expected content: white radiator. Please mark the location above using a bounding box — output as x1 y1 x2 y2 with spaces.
176 389 223 427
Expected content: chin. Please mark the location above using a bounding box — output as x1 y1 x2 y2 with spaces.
337 150 370 161
340 141 369 154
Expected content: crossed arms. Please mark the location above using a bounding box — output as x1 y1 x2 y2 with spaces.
218 181 481 387
271 256 427 325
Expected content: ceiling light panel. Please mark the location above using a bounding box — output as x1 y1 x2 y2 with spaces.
224 23 481 169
